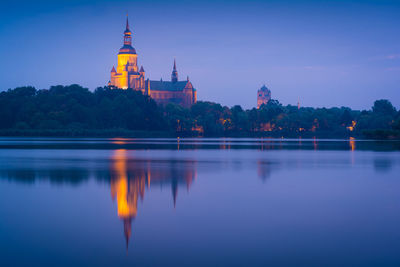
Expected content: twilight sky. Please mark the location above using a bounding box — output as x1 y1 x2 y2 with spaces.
0 0 399 110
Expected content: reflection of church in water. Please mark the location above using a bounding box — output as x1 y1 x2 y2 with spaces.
110 149 196 249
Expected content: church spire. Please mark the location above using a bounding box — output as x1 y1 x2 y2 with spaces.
126 15 130 31
171 59 178 83
123 15 132 46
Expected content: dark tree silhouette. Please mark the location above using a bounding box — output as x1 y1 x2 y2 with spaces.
0 85 398 139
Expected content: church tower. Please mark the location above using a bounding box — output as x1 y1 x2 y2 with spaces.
257 85 271 109
108 16 197 107
110 16 146 93
171 59 178 83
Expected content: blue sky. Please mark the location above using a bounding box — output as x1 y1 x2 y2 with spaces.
0 0 399 109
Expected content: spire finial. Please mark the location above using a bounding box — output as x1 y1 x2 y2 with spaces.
126 13 129 31
173 58 176 71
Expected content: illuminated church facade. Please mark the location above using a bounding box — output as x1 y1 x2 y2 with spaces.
109 18 197 108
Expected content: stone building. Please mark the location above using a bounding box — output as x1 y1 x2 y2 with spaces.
109 17 197 108
257 85 271 109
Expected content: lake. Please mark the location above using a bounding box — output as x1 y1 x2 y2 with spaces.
0 138 400 266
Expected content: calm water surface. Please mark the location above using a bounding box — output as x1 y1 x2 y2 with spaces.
0 138 400 266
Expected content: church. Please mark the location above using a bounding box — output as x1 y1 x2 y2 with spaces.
108 17 197 108
257 85 271 109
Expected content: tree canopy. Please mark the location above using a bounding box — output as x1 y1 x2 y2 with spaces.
0 85 399 139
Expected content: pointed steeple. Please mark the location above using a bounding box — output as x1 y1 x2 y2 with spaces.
111 66 116 73
126 15 130 31
123 15 132 46
139 66 145 73
171 59 178 83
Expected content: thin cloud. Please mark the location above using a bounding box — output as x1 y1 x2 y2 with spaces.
385 67 400 71
303 65 326 70
369 54 400 61
386 54 400 60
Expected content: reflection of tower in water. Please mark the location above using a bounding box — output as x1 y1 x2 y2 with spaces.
349 137 356 151
110 149 197 250
110 149 146 250
257 160 272 181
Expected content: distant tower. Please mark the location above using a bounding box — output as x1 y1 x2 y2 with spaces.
297 98 300 109
171 59 178 83
257 85 271 109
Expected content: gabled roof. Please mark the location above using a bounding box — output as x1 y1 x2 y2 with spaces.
149 80 191 91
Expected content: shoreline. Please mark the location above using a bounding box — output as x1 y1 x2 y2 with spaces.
0 130 399 140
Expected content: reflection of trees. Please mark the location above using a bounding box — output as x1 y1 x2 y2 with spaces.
373 158 393 173
110 149 197 249
0 168 89 185
0 151 198 251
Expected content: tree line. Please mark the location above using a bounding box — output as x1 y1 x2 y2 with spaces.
0 84 399 139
